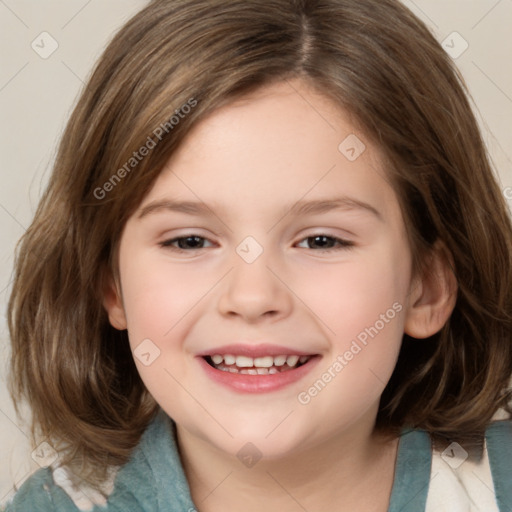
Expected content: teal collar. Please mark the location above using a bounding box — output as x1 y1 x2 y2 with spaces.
388 427 432 511
486 420 512 512
114 409 432 511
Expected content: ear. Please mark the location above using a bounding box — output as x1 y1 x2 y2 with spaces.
404 241 458 339
102 274 128 330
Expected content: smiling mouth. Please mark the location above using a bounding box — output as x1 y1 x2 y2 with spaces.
203 354 313 375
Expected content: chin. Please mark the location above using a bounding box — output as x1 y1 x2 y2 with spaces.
214 417 314 461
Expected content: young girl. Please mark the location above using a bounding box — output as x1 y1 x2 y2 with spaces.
4 0 512 510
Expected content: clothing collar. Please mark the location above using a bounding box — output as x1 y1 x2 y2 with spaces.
119 409 432 512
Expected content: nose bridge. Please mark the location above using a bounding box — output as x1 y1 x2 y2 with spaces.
217 236 293 321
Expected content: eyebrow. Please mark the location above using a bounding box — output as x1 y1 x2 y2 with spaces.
137 196 382 221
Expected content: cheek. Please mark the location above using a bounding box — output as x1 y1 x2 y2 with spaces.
297 243 409 399
117 249 206 411
301 243 409 336
119 250 209 343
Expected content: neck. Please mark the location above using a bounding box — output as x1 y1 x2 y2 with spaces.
176 412 399 512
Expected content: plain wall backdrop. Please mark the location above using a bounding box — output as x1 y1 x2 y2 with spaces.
1 0 511 505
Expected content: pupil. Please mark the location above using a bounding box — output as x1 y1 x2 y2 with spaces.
311 235 332 248
180 236 202 249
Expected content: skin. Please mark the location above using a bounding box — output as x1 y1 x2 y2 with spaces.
104 78 457 511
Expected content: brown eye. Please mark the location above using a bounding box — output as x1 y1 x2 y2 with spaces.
160 235 213 251
296 235 354 251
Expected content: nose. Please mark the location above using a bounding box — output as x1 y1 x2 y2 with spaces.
217 251 293 324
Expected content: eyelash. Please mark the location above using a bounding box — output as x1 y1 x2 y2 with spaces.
159 234 355 253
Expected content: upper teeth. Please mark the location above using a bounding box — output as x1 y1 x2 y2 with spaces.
210 354 309 368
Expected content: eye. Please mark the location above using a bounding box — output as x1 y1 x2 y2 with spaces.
159 235 214 251
296 234 354 252
158 234 354 253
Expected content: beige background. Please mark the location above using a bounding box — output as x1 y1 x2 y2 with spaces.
0 0 511 504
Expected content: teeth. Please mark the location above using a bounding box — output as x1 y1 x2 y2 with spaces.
273 355 287 366
224 354 236 365
286 355 299 367
208 353 312 372
211 354 223 365
253 356 274 368
235 355 254 368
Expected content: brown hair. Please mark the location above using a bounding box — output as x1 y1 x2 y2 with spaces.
8 0 512 489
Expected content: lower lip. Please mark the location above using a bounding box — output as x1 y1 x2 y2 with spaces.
197 356 321 393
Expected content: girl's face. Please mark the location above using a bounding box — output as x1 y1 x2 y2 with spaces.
108 78 417 459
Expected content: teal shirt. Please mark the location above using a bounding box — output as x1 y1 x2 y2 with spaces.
4 409 512 511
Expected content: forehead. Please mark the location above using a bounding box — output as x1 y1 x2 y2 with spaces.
139 79 400 224
177 80 358 162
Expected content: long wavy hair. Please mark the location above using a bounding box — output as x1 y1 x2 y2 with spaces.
8 0 512 489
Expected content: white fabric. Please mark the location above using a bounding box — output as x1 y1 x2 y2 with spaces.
425 439 499 512
51 465 117 511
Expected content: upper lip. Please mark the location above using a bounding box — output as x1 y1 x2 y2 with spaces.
196 344 317 358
